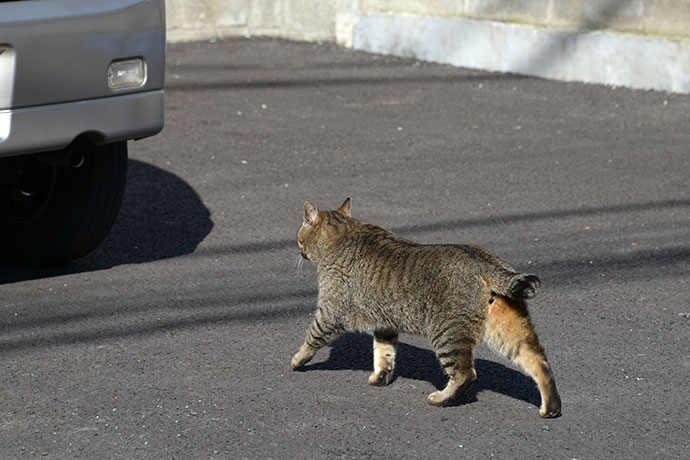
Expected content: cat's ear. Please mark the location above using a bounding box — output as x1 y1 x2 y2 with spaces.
337 197 352 217
304 201 320 226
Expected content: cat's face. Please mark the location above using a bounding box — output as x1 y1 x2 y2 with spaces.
297 201 320 260
297 198 352 261
297 219 313 260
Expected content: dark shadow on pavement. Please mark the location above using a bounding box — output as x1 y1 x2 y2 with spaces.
0 159 213 284
191 198 690 257
166 68 528 93
0 294 316 355
394 199 690 235
187 198 689 287
304 332 541 408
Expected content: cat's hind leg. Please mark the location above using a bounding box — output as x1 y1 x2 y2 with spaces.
428 331 477 406
291 311 343 370
483 295 562 418
368 330 399 386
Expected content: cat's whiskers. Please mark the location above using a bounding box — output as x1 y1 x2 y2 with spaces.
293 254 304 273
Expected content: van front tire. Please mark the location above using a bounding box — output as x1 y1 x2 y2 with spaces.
0 141 127 267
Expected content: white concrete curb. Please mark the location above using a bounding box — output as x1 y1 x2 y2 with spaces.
352 14 690 94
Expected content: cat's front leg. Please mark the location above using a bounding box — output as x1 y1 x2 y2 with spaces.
368 330 399 386
291 312 343 370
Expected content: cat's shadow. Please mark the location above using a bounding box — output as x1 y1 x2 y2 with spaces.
304 333 541 408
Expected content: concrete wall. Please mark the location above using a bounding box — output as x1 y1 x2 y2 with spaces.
167 1 690 43
166 0 336 43
165 0 690 93
353 1 690 39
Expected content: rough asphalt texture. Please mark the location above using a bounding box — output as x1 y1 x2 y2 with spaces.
2 38 689 459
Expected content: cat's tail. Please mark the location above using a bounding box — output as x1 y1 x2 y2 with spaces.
489 271 542 300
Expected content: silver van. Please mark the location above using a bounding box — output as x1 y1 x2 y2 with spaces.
0 0 166 266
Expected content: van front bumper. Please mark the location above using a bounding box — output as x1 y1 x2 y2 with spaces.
0 90 164 157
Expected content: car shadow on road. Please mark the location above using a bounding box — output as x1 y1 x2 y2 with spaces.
303 332 541 408
0 159 213 284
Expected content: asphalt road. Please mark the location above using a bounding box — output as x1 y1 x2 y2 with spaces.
2 38 689 459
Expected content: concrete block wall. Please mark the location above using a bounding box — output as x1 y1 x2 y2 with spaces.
166 0 335 43
355 0 690 39
166 0 690 42
165 0 690 93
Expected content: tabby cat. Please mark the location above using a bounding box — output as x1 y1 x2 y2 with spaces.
291 198 561 418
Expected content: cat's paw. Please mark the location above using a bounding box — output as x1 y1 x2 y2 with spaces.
368 369 393 386
427 391 453 407
291 352 311 370
538 389 562 418
539 402 562 418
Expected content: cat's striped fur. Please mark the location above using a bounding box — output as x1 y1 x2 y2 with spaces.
292 198 561 418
